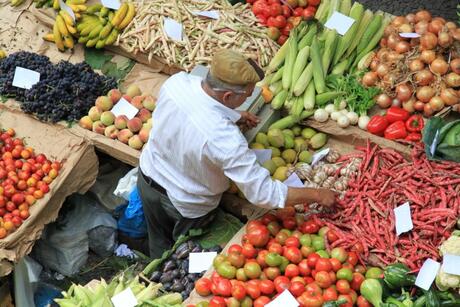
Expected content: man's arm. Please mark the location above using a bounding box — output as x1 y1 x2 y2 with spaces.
286 187 336 207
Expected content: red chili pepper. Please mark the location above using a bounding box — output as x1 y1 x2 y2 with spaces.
384 120 408 140
386 107 410 123
367 115 389 136
405 132 422 142
405 114 424 132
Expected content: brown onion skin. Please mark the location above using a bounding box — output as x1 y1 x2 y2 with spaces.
445 22 457 31
420 50 436 64
362 72 378 87
409 59 424 72
424 102 434 117
375 93 392 108
416 86 435 103
396 83 413 102
440 88 460 106
370 59 379 71
402 98 416 113
392 16 407 27
450 58 460 74
415 10 432 23
394 41 410 54
429 96 445 111
428 19 444 34
387 34 400 49
376 64 389 77
414 70 434 86
452 28 460 41
438 32 453 48
415 21 429 35
430 58 449 75
392 98 402 108
406 13 416 23
420 32 438 50
414 100 425 111
445 73 460 87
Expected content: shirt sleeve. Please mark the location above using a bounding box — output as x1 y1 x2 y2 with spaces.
205 132 288 209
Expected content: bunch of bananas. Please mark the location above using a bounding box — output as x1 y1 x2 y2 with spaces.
33 0 86 15
76 2 135 49
43 10 77 51
0 50 6 59
10 0 25 7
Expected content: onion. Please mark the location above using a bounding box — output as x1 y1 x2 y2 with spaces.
409 59 425 71
338 100 347 110
387 51 404 62
382 74 398 87
416 86 435 102
325 104 337 114
428 19 444 34
392 98 402 108
370 59 379 71
415 21 429 35
445 72 460 87
358 115 370 130
414 69 434 85
337 115 350 128
392 16 407 27
420 32 438 50
423 102 434 117
406 13 416 23
376 64 389 77
380 38 387 48
395 41 410 53
452 28 460 41
362 72 378 87
420 50 436 64
409 38 420 47
330 111 341 121
431 58 449 75
414 100 425 111
384 25 396 37
432 17 446 24
346 111 359 125
387 34 400 49
377 49 390 61
314 109 329 122
399 23 413 33
440 88 459 105
450 58 460 74
415 10 432 23
445 22 457 31
438 31 453 48
340 109 348 115
375 93 392 108
396 83 413 102
429 96 445 111
402 97 416 113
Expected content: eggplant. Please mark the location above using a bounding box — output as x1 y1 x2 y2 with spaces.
171 269 181 279
175 242 189 256
181 260 189 271
182 278 190 288
150 271 162 282
179 269 186 277
163 260 176 272
171 280 185 292
181 291 189 299
209 245 222 253
159 272 174 284
163 282 172 291
191 245 202 253
186 283 195 293
171 253 178 260
187 240 195 250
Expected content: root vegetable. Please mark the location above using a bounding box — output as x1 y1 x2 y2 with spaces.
415 10 432 22
396 83 412 102
375 93 392 108
409 59 424 72
346 111 359 125
414 100 425 111
430 58 449 75
445 73 460 87
325 104 337 114
414 69 434 85
415 20 429 35
330 111 342 121
314 109 328 122
450 58 460 74
362 72 378 87
420 32 438 50
416 86 435 103
402 97 416 113
337 115 350 128
429 96 445 111
428 19 444 34
338 100 347 110
376 64 389 77
423 102 434 116
440 88 459 105
394 41 410 53
392 98 402 108
358 115 370 130
438 31 453 47
420 50 436 64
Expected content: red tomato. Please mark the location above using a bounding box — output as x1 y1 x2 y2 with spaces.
315 271 332 289
304 276 314 284
336 280 351 295
285 237 300 248
308 0 320 5
302 7 315 20
347 252 359 266
327 230 339 243
232 284 246 301
284 247 302 264
261 213 277 225
329 258 342 272
257 250 268 268
298 259 311 277
352 243 364 254
281 5 291 18
289 281 305 297
268 3 282 17
274 276 291 293
277 34 288 45
264 267 281 280
246 283 261 300
315 258 332 272
342 263 354 270
256 14 267 25
247 220 264 232
247 225 270 247
254 296 271 307
329 271 337 284
300 220 320 234
349 290 358 303
195 278 212 296
338 294 353 307
268 242 284 254
209 296 226 307
228 244 243 254
242 243 257 259
268 0 280 4
305 282 322 296
323 286 338 302
293 7 304 17
300 292 324 307
307 253 320 269
273 15 287 29
291 276 306 285
350 273 365 291
282 217 297 230
260 280 275 295
216 279 232 297
284 264 300 278
267 16 277 27
357 295 372 307
275 231 289 245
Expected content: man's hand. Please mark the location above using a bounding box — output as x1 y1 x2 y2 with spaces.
315 188 337 208
237 111 260 129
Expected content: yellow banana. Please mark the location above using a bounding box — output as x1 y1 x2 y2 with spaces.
68 4 79 12
59 10 74 26
66 23 77 35
76 4 86 11
88 24 103 39
63 36 74 49
56 15 70 36
10 0 24 7
79 20 100 36
117 3 135 30
53 22 65 51
0 50 7 59
86 37 98 48
110 3 128 28
100 7 109 17
104 28 119 45
95 39 106 49
98 16 107 25
42 33 55 42
53 0 60 10
66 0 85 4
86 3 102 13
99 23 112 39
75 12 81 19
108 11 114 22
78 35 90 44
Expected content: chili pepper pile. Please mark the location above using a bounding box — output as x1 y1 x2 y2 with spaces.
367 107 424 142
321 142 460 270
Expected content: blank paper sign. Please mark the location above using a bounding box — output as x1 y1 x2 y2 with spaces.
266 290 299 307
111 287 138 307
101 0 121 10
164 18 183 42
311 148 330 166
400 32 420 38
12 67 40 90
324 12 355 35
111 98 139 120
284 173 304 188
59 0 75 21
394 202 413 236
253 149 272 164
189 252 217 273
195 10 220 20
442 254 460 276
415 259 440 290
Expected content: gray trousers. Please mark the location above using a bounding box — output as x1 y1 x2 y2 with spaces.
137 172 216 259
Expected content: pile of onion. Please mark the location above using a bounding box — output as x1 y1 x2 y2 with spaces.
361 10 460 117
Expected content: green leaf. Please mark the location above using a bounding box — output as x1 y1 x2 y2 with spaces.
84 49 112 70
101 60 135 81
197 209 243 249
0 96 7 103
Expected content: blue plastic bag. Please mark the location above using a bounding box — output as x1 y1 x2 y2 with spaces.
116 187 147 238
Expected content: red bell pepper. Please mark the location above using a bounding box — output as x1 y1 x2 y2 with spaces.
386 107 410 123
405 114 424 132
384 121 408 140
405 132 422 142
367 115 389 136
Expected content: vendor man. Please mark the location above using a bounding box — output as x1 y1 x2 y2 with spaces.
138 50 336 258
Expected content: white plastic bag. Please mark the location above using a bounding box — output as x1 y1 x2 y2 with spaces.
114 167 138 201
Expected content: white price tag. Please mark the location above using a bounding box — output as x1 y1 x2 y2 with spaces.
311 148 330 166
415 259 440 290
189 252 217 273
394 202 413 236
164 18 183 42
253 149 272 164
442 254 460 276
101 0 120 10
324 12 355 35
194 10 220 20
111 98 139 120
59 0 75 22
284 173 304 188
266 290 299 307
111 288 138 307
399 32 420 38
12 67 40 90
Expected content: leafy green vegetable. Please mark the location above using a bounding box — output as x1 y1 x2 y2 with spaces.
423 117 460 162
84 49 112 70
197 209 243 249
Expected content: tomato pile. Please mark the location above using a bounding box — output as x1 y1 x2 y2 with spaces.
0 128 61 239
193 208 383 307
247 0 320 45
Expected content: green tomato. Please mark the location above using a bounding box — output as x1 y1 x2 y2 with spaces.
318 226 330 237
311 235 325 251
300 234 312 247
365 267 384 279
330 247 348 263
280 229 292 236
213 254 227 268
336 268 353 281
279 256 289 273
196 302 209 307
217 262 236 279
265 252 282 267
316 250 330 258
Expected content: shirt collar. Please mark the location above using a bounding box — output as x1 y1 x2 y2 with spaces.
194 76 241 123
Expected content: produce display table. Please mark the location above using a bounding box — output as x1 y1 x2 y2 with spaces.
0 107 98 276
